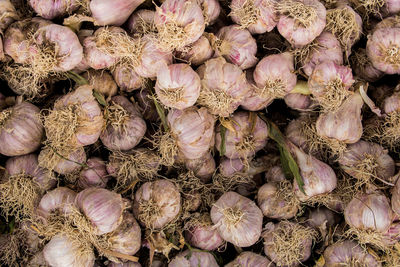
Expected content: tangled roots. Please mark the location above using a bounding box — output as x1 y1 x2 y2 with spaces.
315 78 351 113
138 199 162 230
379 44 400 66
345 227 388 251
152 130 179 167
229 0 261 29
105 103 130 133
277 0 317 27
155 21 188 52
0 229 30 266
255 79 287 99
197 87 236 117
364 112 400 152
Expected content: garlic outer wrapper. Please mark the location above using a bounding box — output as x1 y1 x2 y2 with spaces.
174 35 214 66
112 64 144 93
198 0 220 25
37 187 77 219
29 0 79 20
126 9 155 36
78 157 109 189
90 0 145 26
0 0 18 31
240 69 274 111
184 214 224 250
38 146 86 175
169 250 218 267
184 152 216 183
225 251 275 267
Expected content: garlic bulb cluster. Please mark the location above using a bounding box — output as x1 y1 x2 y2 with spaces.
392 178 400 215
0 0 17 31
108 262 142 267
37 187 77 219
210 191 263 247
169 250 218 267
184 214 224 250
284 92 314 111
225 251 275 267
78 157 109 189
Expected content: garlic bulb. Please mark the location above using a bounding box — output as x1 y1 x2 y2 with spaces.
126 9 155 36
107 212 141 256
240 70 274 111
225 251 275 267
154 0 205 51
112 64 144 93
38 146 86 175
37 187 77 219
169 250 218 267
284 92 313 111
215 111 269 159
308 61 355 112
90 0 145 26
338 140 395 185
100 95 146 151
155 63 201 110
230 0 277 34
184 214 224 250
134 89 159 121
197 57 250 117
75 188 124 235
277 0 326 47
43 234 95 267
0 101 43 156
133 179 181 229
175 35 214 66
29 0 79 19
184 152 216 183
323 240 382 267
82 70 117 100
263 221 316 266
212 25 258 70
78 157 109 189
198 0 220 25
351 48 384 82
210 191 263 247
253 52 297 100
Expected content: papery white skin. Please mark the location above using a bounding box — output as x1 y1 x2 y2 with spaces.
112 64 144 92
367 27 400 74
168 106 215 160
134 89 159 122
253 52 297 99
197 57 250 117
0 0 18 31
75 188 124 235
82 70 117 100
300 31 343 77
169 250 218 267
43 234 95 267
29 0 79 20
6 153 56 191
215 111 269 159
344 191 393 232
37 187 77 219
225 251 275 267
126 9 155 35
323 240 382 267
155 63 201 109
198 0 220 25
351 48 384 82
100 95 146 151
289 142 337 201
38 146 86 175
78 157 109 189
210 191 263 247
230 0 277 34
277 0 326 47
184 216 224 250
154 0 205 51
133 179 181 229
391 178 400 215
0 102 43 156
90 0 145 26
240 70 273 111
175 36 214 66
214 25 258 70
284 93 313 111
185 152 216 183
107 212 141 256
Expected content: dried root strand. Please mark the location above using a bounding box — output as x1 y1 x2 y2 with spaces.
155 20 187 52
364 112 400 152
138 199 162 230
0 108 12 127
105 103 130 133
350 0 385 18
277 0 317 27
229 0 261 29
276 180 302 209
316 77 351 112
0 228 31 266
379 43 400 66
345 227 388 251
150 129 179 167
197 87 236 117
255 78 287 99
223 207 244 227
293 41 319 68
157 85 185 104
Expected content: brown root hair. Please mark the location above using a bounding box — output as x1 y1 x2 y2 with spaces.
277 0 317 28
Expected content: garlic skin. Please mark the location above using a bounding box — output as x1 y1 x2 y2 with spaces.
78 157 109 189
155 63 201 110
241 70 274 111
100 95 147 151
277 0 326 47
392 178 400 216
154 0 205 51
168 106 215 160
184 215 224 250
219 157 246 177
339 140 395 183
126 9 155 35
169 250 218 267
184 152 216 183
197 57 250 117
133 179 181 229
107 212 141 256
90 0 145 26
323 240 382 267
351 48 384 82
215 111 269 159
225 251 275 267
37 187 77 219
383 90 400 114
230 0 277 34
134 89 159 122
175 36 214 66
112 64 144 93
214 25 259 70
82 70 118 100
284 93 313 111
300 31 343 77
43 234 95 267
253 52 297 100
210 191 263 247
29 0 79 19
75 188 124 235
38 146 86 175
0 102 43 156
198 0 220 25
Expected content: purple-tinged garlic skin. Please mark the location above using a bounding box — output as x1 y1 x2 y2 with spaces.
198 0 220 25
133 179 181 229
38 146 87 175
37 187 77 219
75 188 124 235
155 63 201 110
210 191 263 247
82 70 117 100
225 251 276 267
214 25 259 70
0 102 43 156
90 0 145 26
184 215 224 250
382 220 400 246
240 70 274 111
43 234 95 267
175 36 214 66
219 157 245 177
215 111 269 159
323 240 382 267
168 106 215 160
107 212 141 256
306 207 339 236
78 157 109 189
383 90 400 114
169 250 219 267
126 9 155 35
100 95 146 151
284 93 313 111
351 48 384 82
29 0 79 20
230 0 277 34
112 65 144 93
185 152 216 183
265 165 286 183
277 0 326 47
